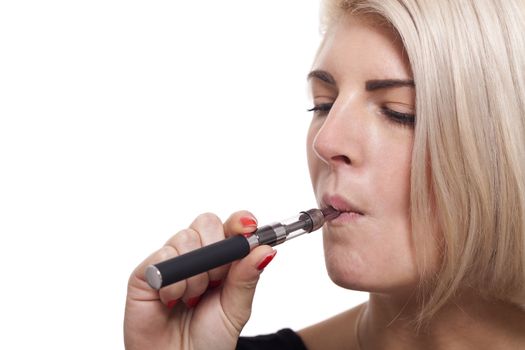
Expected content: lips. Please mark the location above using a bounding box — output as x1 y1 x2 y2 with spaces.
322 194 365 216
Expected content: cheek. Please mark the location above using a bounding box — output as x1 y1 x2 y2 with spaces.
371 136 413 216
306 123 321 183
322 138 417 291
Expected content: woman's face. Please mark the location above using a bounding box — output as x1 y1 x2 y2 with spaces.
307 14 418 294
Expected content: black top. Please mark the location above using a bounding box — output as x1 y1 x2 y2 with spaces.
236 328 307 350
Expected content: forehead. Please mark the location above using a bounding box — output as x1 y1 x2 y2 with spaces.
312 14 412 83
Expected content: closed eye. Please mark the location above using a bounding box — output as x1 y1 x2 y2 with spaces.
380 107 415 126
307 103 333 116
308 103 415 126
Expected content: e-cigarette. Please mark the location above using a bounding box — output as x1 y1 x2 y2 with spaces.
145 207 340 290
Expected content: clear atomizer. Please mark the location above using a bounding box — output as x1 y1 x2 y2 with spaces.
244 207 340 248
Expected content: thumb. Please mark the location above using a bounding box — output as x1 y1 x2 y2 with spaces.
220 245 277 331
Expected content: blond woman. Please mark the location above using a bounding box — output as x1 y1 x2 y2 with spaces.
125 1 525 348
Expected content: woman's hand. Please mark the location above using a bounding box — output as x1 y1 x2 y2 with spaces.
124 211 276 350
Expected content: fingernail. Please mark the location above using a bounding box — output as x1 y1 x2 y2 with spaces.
208 280 222 289
240 216 257 228
167 299 179 310
257 250 277 271
186 296 201 308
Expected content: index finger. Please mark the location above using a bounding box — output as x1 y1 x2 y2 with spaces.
223 210 258 237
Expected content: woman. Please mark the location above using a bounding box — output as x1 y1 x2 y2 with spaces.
125 0 525 349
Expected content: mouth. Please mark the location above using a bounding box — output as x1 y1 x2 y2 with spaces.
322 194 365 223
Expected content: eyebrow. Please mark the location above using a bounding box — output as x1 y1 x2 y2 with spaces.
307 69 415 91
307 70 336 85
365 79 415 91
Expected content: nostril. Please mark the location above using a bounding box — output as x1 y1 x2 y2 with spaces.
332 155 351 165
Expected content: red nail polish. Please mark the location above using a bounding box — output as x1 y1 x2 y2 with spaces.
167 299 179 310
187 296 201 308
208 280 222 289
240 216 257 227
257 251 277 271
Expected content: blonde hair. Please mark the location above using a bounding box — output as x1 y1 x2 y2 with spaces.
320 0 525 324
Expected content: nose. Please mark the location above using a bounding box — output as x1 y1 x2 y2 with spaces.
311 101 364 169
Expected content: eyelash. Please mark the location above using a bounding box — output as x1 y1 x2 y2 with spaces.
307 103 333 115
380 107 416 126
307 103 416 126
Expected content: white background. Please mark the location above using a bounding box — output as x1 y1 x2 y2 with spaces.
0 1 367 348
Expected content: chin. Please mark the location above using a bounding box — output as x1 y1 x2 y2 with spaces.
323 247 369 291
323 246 420 293
324 261 377 292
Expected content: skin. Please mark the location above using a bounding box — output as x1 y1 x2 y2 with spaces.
124 12 525 350
300 13 525 350
306 14 417 297
124 210 276 350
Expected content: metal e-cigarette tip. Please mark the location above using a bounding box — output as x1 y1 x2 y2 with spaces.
146 265 162 290
321 206 340 221
303 207 340 232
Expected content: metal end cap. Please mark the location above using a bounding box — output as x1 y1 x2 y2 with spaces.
145 265 162 290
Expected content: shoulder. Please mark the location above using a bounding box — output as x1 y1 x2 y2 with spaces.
298 303 366 350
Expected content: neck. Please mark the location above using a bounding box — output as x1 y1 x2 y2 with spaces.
358 292 525 350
